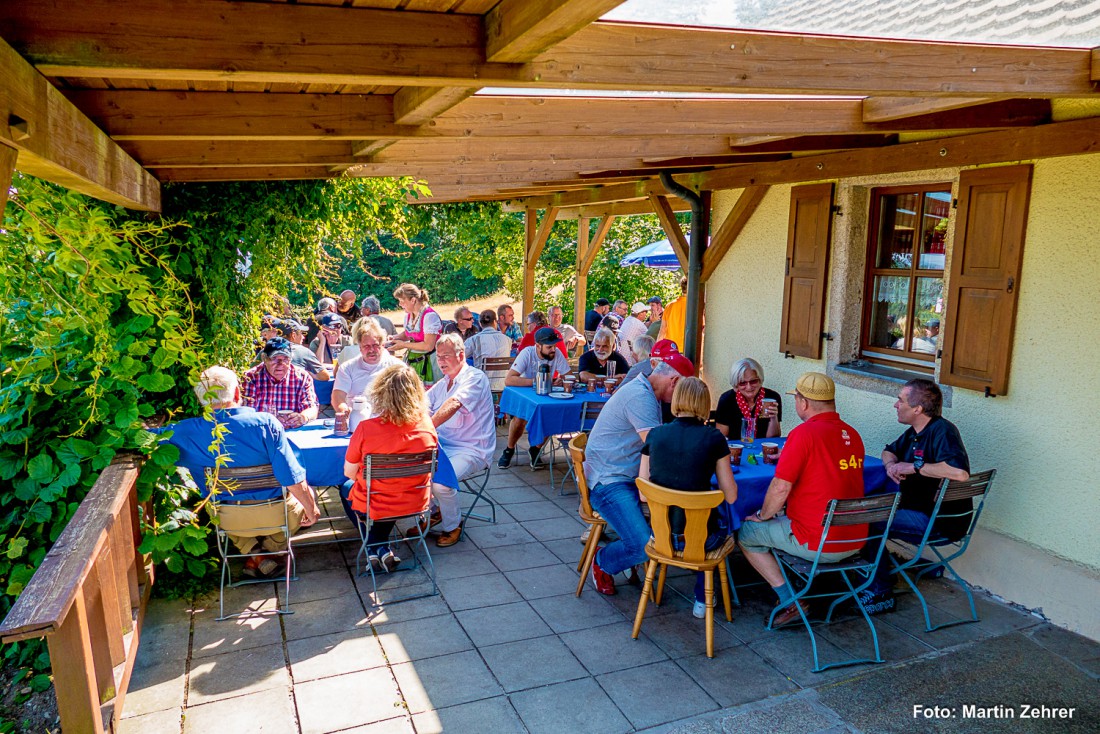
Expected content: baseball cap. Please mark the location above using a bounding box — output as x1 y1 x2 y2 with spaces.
787 372 835 401
646 296 662 304
631 301 647 314
927 319 941 328
279 319 308 335
534 327 560 345
261 317 282 334
650 339 680 360
318 313 348 331
663 353 695 377
595 298 611 307
262 337 293 358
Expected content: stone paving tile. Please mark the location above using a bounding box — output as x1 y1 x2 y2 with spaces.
364 592 452 625
636 610 743 660
121 659 187 718
817 614 935 664
353 565 433 595
412 696 527 734
291 568 357 604
184 686 297 734
438 570 522 611
598 659 720 730
674 646 799 707
876 596 992 650
188 642 290 706
117 706 181 734
392 649 504 713
485 472 534 490
190 608 284 659
715 593 783 645
292 545 349 573
282 593 371 642
605 584 691 622
336 717 416 733
482 541 563 572
480 634 590 692
674 695 843 734
487 485 547 505
376 613 475 663
529 590 624 634
749 630 867 688
504 563 582 600
287 628 388 682
454 600 554 647
523 515 586 542
504 499 571 522
561 621 671 676
1025 623 1100 677
540 536 587 565
464 522 537 549
295 667 405 734
133 598 191 671
428 547 498 580
510 677 632 734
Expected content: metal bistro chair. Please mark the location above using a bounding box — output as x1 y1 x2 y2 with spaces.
768 493 901 673
552 400 605 495
567 435 607 597
204 464 297 621
460 463 497 526
480 355 515 426
889 469 997 632
632 478 737 658
355 449 440 605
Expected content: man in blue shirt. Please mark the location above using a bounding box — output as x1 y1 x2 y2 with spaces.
167 366 320 577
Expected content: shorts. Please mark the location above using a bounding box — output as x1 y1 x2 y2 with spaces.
737 515 857 563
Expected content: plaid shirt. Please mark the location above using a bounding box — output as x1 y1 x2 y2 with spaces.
243 363 318 414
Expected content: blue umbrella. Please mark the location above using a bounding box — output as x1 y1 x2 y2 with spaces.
619 238 683 270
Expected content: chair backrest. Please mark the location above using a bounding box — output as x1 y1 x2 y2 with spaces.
583 329 597 345
567 435 596 518
637 478 724 564
362 450 437 514
204 464 283 503
816 493 901 565
580 401 604 431
480 355 514 375
930 468 996 542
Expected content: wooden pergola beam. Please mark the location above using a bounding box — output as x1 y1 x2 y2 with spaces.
374 135 738 164
862 97 992 123
392 87 479 126
6 3 1097 97
729 134 897 153
486 0 624 63
701 186 769 282
522 206 561 321
0 38 158 210
552 199 690 219
0 144 16 213
572 213 616 332
650 194 689 270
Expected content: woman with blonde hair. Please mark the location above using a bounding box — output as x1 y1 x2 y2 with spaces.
640 377 737 618
386 283 443 382
340 363 438 572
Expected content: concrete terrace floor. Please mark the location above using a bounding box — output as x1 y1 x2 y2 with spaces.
120 431 1099 734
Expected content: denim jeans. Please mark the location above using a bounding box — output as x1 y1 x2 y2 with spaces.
339 480 394 555
589 480 652 576
865 508 932 595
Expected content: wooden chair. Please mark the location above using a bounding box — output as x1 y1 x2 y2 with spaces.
480 355 514 425
555 401 605 495
632 478 736 658
889 470 996 631
567 435 606 597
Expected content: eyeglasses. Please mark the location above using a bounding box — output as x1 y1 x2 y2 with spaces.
267 356 291 365
458 317 473 322
736 378 762 388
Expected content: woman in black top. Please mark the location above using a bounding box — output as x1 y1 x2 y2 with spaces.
578 328 630 381
714 357 782 440
641 377 737 618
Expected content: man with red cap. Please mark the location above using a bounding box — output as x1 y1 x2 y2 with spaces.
585 353 695 595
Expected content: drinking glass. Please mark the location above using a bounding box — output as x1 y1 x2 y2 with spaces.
606 361 617 379
740 418 756 445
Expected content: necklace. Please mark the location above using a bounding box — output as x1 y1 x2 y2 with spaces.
735 389 763 424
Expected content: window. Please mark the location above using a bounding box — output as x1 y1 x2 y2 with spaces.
860 184 951 371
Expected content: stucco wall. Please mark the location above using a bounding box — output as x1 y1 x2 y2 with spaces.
702 155 1100 632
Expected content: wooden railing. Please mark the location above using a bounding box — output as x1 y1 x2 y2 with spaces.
0 456 153 734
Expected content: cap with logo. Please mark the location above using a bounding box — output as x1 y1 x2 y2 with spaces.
650 339 680 360
278 319 308 335
787 372 835 401
318 313 349 331
262 337 294 358
534 326 560 345
662 353 695 377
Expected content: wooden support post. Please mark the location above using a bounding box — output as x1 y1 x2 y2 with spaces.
48 593 106 734
522 206 560 324
82 573 117 705
575 216 589 332
0 144 15 214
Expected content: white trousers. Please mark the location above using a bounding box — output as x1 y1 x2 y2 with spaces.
431 449 489 532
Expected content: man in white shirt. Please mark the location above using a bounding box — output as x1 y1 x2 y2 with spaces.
424 334 495 547
466 309 514 390
498 328 572 469
331 318 399 418
549 305 585 354
617 302 650 365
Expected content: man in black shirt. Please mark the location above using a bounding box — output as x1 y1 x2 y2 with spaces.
859 378 970 615
584 298 611 331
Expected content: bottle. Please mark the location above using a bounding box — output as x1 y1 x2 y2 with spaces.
535 362 551 395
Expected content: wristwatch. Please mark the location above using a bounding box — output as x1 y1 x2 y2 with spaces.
913 456 925 475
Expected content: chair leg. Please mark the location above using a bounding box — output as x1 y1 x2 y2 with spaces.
654 564 668 606
632 560 658 640
704 570 715 658
576 524 602 597
718 560 733 622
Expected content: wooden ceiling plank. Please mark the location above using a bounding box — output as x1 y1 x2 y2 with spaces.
640 153 789 166
373 135 736 163
119 140 359 167
862 96 994 122
0 38 158 210
701 185 768 282
485 0 624 63
153 166 336 182
506 198 689 218
1091 47 1099 81
728 134 897 153
4 3 1096 96
393 86 479 125
649 193 688 270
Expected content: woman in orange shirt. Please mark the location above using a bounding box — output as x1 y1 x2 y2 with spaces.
341 363 438 572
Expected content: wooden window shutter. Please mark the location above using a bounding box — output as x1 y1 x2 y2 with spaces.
940 164 1032 396
780 183 834 359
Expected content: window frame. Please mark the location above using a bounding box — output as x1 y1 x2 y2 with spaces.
859 182 952 373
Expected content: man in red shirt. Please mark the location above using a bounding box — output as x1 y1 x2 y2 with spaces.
738 372 867 627
515 310 567 357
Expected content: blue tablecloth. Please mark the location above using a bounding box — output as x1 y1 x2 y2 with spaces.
286 421 458 489
498 386 612 446
313 379 334 406
712 437 889 531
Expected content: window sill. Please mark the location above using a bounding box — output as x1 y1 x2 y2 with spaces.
831 360 953 407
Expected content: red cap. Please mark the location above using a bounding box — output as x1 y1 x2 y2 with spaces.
651 339 680 359
662 353 695 377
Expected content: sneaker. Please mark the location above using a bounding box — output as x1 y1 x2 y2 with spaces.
498 447 516 468
368 554 383 572
590 555 616 595
243 555 280 578
380 551 401 573
693 601 707 619
856 589 896 615
528 445 544 469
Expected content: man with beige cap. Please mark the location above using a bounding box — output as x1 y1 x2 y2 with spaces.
738 372 868 627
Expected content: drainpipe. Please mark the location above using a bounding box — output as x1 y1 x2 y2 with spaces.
660 172 710 367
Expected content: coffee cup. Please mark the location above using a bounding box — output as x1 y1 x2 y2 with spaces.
762 398 778 417
761 442 780 465
604 378 618 394
728 443 744 466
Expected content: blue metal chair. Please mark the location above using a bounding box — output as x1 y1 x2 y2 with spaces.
889 469 996 632
204 464 297 621
768 493 901 673
551 400 605 495
354 449 440 606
